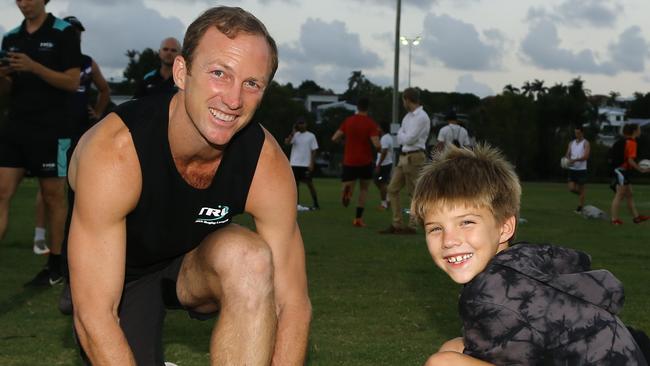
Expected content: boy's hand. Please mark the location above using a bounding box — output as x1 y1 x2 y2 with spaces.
7 52 36 73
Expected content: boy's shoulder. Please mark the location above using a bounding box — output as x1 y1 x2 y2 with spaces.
461 242 624 317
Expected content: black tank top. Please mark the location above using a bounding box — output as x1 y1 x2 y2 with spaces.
114 94 264 282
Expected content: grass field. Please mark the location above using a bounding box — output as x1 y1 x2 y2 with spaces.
1 178 649 365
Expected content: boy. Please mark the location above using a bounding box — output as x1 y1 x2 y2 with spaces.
564 125 590 213
411 144 647 365
610 123 649 225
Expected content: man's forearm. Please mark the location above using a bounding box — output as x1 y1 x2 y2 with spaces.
271 301 312 366
74 314 136 365
32 63 79 92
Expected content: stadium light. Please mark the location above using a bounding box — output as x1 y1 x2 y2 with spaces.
400 35 421 87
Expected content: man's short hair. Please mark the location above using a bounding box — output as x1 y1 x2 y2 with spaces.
182 6 278 81
623 123 639 136
357 97 370 112
402 87 420 104
574 125 584 132
45 0 50 4
410 144 521 228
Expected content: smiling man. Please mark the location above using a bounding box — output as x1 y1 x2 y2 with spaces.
66 6 310 366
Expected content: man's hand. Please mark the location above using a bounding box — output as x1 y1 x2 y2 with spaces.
7 52 36 73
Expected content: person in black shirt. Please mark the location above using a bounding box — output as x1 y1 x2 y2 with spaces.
67 6 310 365
132 37 180 98
0 0 81 286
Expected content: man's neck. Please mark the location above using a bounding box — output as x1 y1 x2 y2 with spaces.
357 111 368 116
25 12 48 34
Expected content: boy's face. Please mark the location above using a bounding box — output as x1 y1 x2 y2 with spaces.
423 204 516 284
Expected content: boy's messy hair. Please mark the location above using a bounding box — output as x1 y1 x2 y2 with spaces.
411 143 521 228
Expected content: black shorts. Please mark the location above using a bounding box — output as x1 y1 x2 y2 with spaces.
341 164 373 182
0 128 71 177
374 164 392 183
613 168 631 186
568 169 587 185
76 256 217 365
292 166 312 182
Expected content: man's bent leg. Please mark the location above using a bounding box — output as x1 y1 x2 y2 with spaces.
39 177 67 254
0 167 24 240
176 224 276 365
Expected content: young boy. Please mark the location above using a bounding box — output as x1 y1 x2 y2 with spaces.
411 144 647 366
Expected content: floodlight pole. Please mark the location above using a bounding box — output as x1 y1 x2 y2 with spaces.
392 0 401 128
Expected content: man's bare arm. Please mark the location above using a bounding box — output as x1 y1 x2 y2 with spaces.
90 59 111 118
68 113 141 365
247 130 312 365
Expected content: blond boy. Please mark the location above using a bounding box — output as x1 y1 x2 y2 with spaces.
412 144 647 366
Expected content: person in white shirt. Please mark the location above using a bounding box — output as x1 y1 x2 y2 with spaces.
380 87 430 234
564 125 590 213
285 117 320 209
374 123 393 210
436 111 471 151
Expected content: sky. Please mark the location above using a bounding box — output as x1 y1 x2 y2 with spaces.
1 0 650 98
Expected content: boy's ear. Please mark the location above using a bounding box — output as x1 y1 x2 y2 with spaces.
172 55 187 90
498 215 517 244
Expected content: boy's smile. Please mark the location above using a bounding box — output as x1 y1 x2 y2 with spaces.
423 204 515 284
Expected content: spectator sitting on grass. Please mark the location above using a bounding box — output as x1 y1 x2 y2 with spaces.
411 144 648 366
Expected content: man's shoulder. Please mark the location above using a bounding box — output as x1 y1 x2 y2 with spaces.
2 24 22 40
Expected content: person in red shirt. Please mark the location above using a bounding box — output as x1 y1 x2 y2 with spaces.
610 123 650 225
332 97 380 227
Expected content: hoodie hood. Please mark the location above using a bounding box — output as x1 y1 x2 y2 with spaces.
491 243 625 315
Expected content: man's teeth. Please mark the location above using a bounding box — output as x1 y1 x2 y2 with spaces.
446 253 473 263
209 108 235 122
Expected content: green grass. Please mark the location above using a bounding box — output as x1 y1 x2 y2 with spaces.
1 178 649 365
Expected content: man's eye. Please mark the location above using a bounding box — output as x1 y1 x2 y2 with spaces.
212 70 224 78
245 80 260 89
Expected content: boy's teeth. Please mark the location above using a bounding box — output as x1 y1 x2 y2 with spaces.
447 253 473 263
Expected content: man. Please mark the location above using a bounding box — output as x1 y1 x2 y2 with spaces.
564 125 590 213
68 7 310 365
133 36 181 98
285 117 320 210
0 0 81 285
380 87 430 235
331 97 380 227
610 123 649 226
374 123 393 210
436 110 470 150
32 15 111 259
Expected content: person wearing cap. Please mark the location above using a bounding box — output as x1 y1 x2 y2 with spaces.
436 110 471 150
285 117 320 210
133 37 181 98
379 87 430 235
0 0 81 286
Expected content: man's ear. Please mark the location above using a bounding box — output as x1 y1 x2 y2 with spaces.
173 55 187 90
499 215 517 244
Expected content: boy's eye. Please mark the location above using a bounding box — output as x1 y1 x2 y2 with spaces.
461 220 475 226
427 226 442 234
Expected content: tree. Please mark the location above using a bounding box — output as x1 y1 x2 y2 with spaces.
502 84 520 95
122 48 159 84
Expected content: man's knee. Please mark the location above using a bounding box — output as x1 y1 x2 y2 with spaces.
209 233 274 304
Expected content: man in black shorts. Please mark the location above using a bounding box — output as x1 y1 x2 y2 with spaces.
0 0 81 286
285 117 320 210
133 37 181 98
331 97 380 227
67 6 310 365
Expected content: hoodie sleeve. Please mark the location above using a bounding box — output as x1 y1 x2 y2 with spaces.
462 300 545 365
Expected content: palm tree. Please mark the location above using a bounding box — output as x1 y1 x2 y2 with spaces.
521 81 533 98
607 91 620 106
502 84 520 95
531 79 548 99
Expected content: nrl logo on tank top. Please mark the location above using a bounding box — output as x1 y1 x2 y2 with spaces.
195 206 230 225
